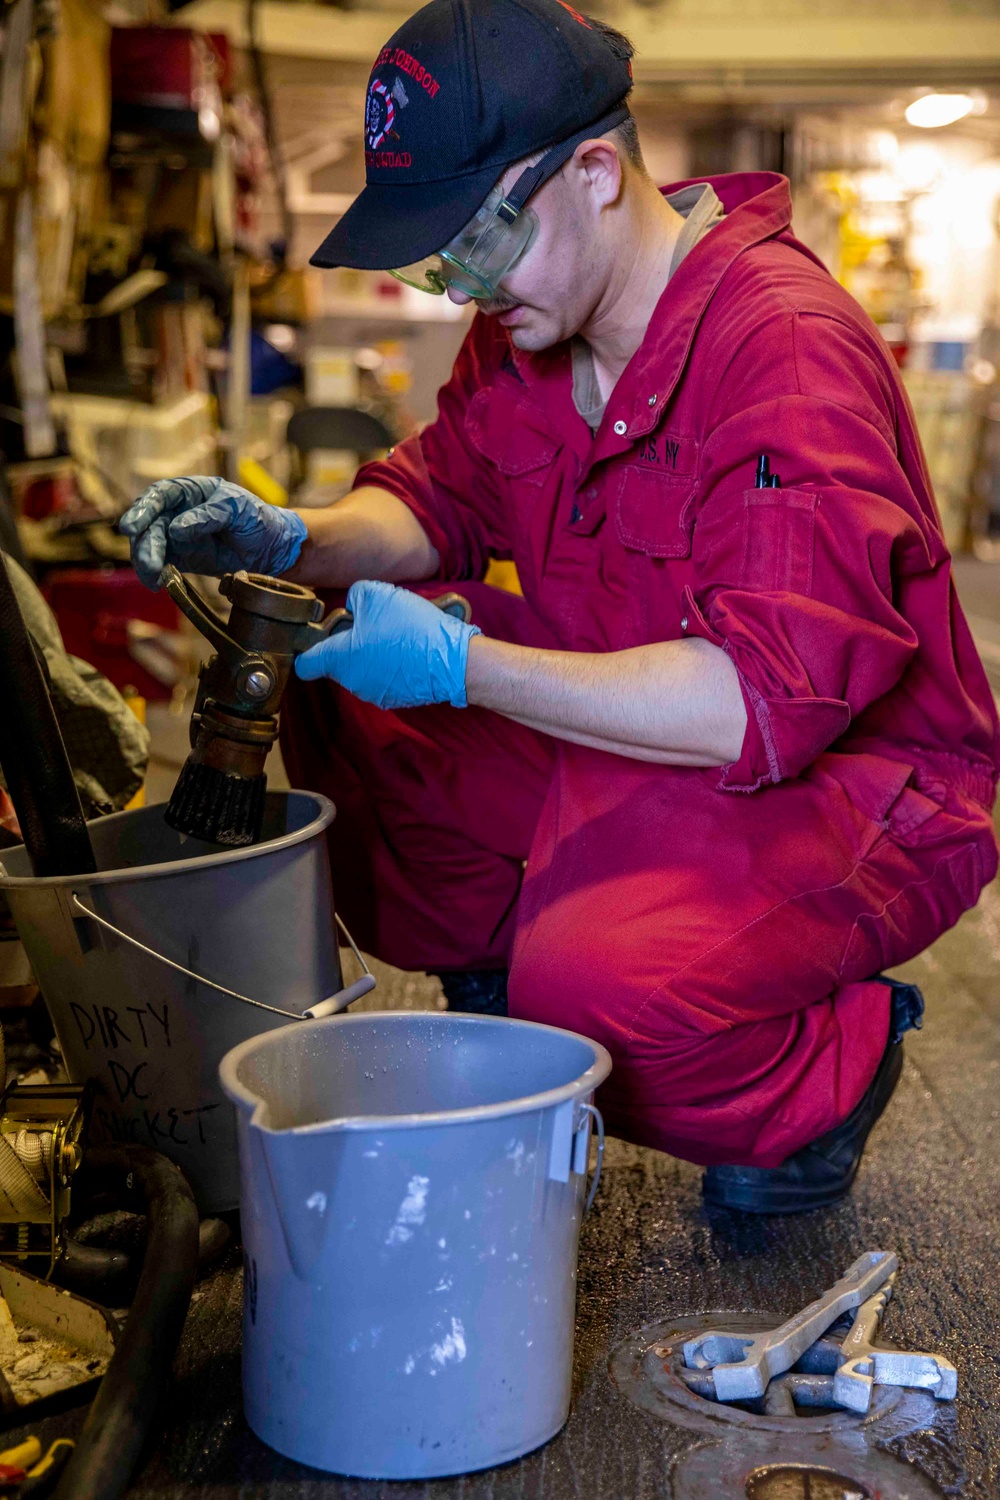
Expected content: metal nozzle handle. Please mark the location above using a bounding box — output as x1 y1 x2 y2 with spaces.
162 566 243 660
319 591 472 640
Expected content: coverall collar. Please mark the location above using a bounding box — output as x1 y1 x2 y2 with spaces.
504 171 794 474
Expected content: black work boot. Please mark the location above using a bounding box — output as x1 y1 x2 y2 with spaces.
702 977 924 1215
433 968 509 1016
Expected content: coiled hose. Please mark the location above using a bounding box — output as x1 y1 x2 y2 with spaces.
0 1134 49 1218
0 1023 55 1218
52 1146 199 1500
12 1127 53 1181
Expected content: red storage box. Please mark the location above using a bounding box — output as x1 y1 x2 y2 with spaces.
41 567 187 703
110 27 231 109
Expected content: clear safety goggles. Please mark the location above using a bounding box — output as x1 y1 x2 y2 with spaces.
389 183 539 301
388 103 630 302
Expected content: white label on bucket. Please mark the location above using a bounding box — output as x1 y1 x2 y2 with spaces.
385 1175 430 1246
572 1121 589 1176
548 1100 575 1183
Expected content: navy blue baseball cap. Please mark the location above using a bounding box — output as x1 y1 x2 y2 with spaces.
310 0 634 271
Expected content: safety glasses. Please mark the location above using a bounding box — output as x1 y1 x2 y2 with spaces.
388 103 630 301
389 183 539 301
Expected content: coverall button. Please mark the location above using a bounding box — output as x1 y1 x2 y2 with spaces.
613 420 628 436
648 394 658 406
680 616 689 630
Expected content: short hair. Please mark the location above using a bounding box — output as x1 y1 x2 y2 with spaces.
589 16 635 68
587 18 645 172
611 111 645 171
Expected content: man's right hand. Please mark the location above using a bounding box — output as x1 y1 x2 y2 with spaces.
119 476 308 589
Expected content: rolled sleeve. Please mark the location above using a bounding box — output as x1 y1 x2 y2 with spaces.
683 584 857 790
687 393 934 791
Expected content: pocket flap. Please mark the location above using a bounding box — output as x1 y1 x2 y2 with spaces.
615 466 697 558
466 387 561 476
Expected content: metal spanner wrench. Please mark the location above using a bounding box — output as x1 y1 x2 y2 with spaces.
833 1273 958 1413
683 1250 898 1401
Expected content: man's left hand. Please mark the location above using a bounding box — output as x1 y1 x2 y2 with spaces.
294 580 481 710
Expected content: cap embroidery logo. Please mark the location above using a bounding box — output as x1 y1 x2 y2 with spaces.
372 46 442 97
366 77 397 150
365 73 415 167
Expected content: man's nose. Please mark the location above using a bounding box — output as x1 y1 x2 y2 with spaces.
447 287 473 306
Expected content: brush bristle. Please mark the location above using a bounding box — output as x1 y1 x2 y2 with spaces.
165 760 267 846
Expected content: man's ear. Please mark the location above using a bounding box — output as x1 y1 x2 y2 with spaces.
568 137 624 212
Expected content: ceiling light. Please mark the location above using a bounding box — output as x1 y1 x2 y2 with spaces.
904 93 975 129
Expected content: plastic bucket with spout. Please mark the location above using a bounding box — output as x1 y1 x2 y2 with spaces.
219 1011 612 1479
0 791 348 1213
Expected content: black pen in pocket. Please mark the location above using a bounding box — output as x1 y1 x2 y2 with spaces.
755 453 782 488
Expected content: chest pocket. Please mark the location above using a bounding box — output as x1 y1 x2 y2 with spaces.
739 489 817 595
614 464 698 559
465 386 561 481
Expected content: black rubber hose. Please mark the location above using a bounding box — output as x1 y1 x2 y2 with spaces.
52 1146 199 1500
54 1215 232 1305
53 1239 135 1305
0 550 96 876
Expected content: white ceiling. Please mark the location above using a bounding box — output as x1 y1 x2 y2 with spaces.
183 0 1000 95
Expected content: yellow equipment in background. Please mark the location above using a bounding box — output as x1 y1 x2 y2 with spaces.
0 1067 89 1277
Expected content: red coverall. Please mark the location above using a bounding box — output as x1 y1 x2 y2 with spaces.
282 172 1000 1168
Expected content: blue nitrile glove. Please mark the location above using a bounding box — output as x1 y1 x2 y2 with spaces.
119 476 308 589
295 580 481 710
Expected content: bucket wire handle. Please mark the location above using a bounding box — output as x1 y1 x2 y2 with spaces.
302 918 376 1018
577 1102 605 1214
69 894 375 1019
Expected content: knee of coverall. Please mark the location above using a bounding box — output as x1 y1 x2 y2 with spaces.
508 910 734 1086
511 927 895 1166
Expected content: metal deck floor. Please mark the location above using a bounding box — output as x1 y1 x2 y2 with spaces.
44 563 1000 1496
124 888 999 1500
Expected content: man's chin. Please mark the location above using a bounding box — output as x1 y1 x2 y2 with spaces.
512 327 560 352
483 300 560 351
507 316 558 352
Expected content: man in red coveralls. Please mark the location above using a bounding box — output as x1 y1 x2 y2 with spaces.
121 0 1000 1213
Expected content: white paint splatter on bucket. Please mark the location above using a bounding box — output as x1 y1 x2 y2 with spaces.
430 1317 467 1367
385 1175 430 1246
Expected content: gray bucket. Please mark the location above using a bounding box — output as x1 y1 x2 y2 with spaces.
0 791 368 1214
220 1011 612 1479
